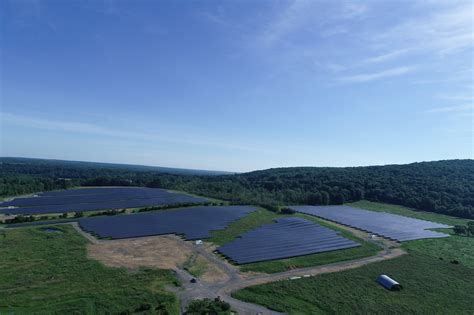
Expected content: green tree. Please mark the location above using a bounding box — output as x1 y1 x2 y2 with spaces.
453 225 467 235
467 221 474 236
320 191 330 205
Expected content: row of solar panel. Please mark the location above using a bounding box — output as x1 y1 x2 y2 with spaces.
0 187 202 207
217 217 360 264
79 206 256 240
289 205 450 242
41 187 155 196
0 190 184 207
0 189 208 215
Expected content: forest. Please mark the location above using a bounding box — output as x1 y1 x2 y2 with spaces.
1 157 473 219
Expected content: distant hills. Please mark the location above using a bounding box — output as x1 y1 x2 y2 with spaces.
0 157 233 176
1 157 473 219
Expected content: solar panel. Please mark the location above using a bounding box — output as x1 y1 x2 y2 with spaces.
217 217 360 264
0 187 208 215
78 205 256 240
289 205 450 242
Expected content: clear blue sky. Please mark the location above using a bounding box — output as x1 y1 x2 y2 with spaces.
1 0 472 172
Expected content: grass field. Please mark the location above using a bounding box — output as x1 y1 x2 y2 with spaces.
0 225 180 314
233 252 474 314
233 203 474 314
210 208 380 273
404 234 474 269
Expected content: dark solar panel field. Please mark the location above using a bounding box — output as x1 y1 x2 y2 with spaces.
289 205 450 242
79 205 256 240
217 217 360 264
0 187 208 215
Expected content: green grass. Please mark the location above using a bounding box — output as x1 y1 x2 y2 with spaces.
209 208 379 274
349 201 474 267
233 203 474 314
183 254 208 278
348 200 469 226
234 252 474 314
344 201 474 268
0 225 180 314
209 208 280 246
403 234 474 269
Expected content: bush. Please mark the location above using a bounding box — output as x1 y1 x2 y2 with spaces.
5 215 36 224
453 222 474 237
89 209 125 217
454 225 467 235
185 298 231 315
280 207 296 214
259 204 280 212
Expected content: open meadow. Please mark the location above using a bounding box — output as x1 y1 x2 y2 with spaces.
0 225 179 314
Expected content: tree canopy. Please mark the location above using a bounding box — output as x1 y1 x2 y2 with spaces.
1 158 473 219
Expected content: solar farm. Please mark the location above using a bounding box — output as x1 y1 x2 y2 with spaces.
1 186 466 314
0 187 207 215
79 205 256 240
289 205 451 242
217 217 360 264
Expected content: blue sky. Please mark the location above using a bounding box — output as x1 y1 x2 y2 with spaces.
1 0 472 172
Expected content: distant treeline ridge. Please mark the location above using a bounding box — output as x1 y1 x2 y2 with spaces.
1 158 473 219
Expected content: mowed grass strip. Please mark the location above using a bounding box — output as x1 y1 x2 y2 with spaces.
233 252 474 314
0 225 179 314
210 208 379 273
209 207 280 246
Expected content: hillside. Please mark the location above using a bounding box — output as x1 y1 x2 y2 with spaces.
1 158 473 219
157 160 473 219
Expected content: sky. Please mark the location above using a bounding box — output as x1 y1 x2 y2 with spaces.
1 0 473 172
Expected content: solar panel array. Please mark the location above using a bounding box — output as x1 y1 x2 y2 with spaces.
0 187 208 215
79 205 256 240
217 217 360 264
289 205 450 242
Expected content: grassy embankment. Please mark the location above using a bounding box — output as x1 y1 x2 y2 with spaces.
210 208 379 273
0 225 180 314
233 201 474 314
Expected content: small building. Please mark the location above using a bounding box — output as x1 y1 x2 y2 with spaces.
377 275 402 290
195 240 203 245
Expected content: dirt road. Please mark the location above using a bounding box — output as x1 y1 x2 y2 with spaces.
167 235 405 315
72 223 406 315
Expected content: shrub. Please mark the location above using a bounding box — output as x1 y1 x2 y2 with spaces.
185 298 231 315
280 207 296 214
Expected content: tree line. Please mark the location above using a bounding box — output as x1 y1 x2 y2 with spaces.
1 158 473 219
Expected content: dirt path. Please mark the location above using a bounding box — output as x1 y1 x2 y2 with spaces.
73 223 406 315
217 247 406 295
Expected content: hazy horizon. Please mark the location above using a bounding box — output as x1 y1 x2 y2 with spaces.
2 155 472 174
1 0 473 172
